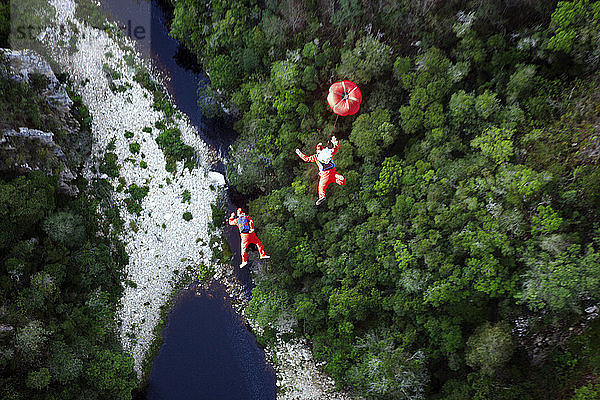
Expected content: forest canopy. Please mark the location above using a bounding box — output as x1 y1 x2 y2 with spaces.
169 0 600 399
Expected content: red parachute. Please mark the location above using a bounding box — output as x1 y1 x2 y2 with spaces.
327 80 362 116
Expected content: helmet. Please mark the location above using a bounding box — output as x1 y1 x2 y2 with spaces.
236 208 244 216
316 142 323 151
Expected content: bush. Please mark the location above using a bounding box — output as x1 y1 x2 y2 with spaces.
124 184 149 215
99 152 119 177
155 127 196 171
183 211 193 221
198 264 214 282
129 142 140 154
181 189 191 203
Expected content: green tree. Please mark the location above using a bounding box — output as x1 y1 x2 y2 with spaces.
519 244 600 313
26 368 51 390
246 279 290 328
207 54 241 91
349 332 429 400
471 126 514 165
85 349 136 400
531 205 563 235
374 156 403 197
0 0 9 48
48 344 83 384
547 0 600 69
466 321 513 376
338 35 393 84
43 211 86 248
350 109 399 161
0 173 55 249
271 59 300 91
506 64 536 104
14 320 48 362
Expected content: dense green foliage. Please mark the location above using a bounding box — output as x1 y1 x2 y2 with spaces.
0 65 136 399
0 175 136 400
0 0 9 49
170 0 600 398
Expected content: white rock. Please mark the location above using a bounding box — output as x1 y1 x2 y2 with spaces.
208 171 226 186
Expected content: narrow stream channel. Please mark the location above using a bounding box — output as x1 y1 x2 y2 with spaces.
145 282 276 400
97 1 276 399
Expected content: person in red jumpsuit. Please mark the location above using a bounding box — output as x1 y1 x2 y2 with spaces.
295 135 346 205
228 208 270 267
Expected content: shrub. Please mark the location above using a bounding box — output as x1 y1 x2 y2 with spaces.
198 264 214 282
99 152 119 177
183 212 193 221
155 127 195 171
124 184 149 215
129 142 140 154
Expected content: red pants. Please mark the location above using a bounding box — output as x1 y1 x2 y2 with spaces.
318 169 346 198
240 232 266 263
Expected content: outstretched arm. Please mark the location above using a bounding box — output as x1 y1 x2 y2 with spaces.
228 213 238 226
330 136 339 155
295 148 316 163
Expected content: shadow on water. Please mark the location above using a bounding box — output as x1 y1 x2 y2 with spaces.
97 0 276 398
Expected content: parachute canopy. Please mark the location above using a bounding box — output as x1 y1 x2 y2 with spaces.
327 80 362 116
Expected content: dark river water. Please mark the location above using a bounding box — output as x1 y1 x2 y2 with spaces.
145 282 276 400
97 1 276 399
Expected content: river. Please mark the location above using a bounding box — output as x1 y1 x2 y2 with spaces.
97 0 276 399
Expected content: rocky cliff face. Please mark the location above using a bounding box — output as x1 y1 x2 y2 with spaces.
5 49 73 112
0 48 90 195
